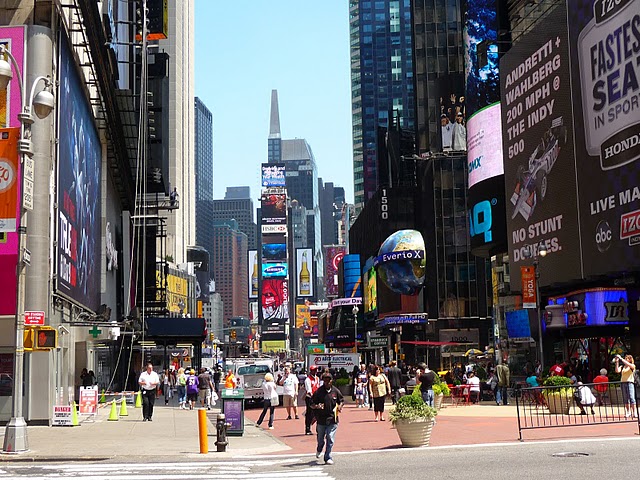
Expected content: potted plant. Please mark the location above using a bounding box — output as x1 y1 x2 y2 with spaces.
432 381 451 410
334 377 352 397
389 394 437 447
542 375 574 414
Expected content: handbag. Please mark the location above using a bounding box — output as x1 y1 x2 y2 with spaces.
270 393 280 407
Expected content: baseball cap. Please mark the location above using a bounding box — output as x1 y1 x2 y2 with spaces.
310 365 318 371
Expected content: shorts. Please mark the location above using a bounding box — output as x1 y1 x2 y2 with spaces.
198 389 210 402
187 392 198 402
283 394 296 407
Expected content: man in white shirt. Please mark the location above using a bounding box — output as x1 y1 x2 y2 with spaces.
138 362 160 421
280 366 299 420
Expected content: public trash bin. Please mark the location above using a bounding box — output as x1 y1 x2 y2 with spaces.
221 388 245 436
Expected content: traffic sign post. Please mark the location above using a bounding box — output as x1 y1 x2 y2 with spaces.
24 311 45 326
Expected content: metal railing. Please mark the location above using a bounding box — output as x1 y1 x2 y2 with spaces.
515 381 640 441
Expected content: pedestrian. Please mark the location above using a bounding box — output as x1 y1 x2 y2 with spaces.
186 368 199 410
161 368 172 405
466 370 481 403
213 366 222 395
592 368 608 406
198 367 213 410
417 362 436 406
356 364 369 408
615 354 636 418
256 373 278 430
311 373 344 465
496 361 510 405
138 362 160 421
176 367 187 409
304 365 321 434
80 368 94 387
387 360 402 404
279 366 300 420
368 366 391 421
224 369 237 389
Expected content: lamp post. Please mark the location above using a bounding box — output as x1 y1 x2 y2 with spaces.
352 305 359 357
524 242 548 372
0 45 55 453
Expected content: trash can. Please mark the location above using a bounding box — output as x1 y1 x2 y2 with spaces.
221 388 245 436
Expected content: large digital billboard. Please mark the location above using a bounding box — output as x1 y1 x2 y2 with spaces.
296 248 313 298
363 266 377 315
568 0 640 277
501 1 582 288
324 246 345 298
261 278 289 321
0 129 19 233
56 33 102 311
260 192 287 224
342 254 362 298
262 243 286 262
0 26 25 316
436 74 466 151
248 249 258 299
467 103 504 188
261 163 286 187
469 174 507 257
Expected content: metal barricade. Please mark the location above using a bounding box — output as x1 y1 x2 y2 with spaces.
516 381 640 441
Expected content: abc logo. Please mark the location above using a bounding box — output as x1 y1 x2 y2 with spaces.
595 221 612 252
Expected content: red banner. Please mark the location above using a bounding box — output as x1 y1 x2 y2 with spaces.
521 266 537 309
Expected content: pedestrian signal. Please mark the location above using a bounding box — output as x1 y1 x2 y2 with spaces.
34 326 58 350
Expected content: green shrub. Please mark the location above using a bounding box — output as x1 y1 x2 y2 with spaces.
334 377 350 387
389 394 437 424
542 375 573 397
433 382 450 396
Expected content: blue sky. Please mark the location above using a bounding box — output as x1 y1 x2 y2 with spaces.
195 1 354 204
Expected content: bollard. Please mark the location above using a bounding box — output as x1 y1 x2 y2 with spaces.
215 413 229 452
198 408 208 454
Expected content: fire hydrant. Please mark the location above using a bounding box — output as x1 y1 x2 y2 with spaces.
215 413 229 452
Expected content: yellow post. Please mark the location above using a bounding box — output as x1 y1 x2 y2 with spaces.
107 400 118 421
119 394 128 416
198 408 208 454
135 390 142 408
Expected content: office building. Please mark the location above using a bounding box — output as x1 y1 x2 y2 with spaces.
194 97 214 277
211 192 257 250
319 180 346 247
349 0 416 211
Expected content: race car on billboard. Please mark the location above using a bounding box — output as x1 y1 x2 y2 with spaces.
511 117 567 221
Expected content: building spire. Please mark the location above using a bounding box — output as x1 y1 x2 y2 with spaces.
268 89 281 139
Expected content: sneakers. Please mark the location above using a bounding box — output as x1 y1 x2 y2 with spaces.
295 415 300 419
268 426 274 430
316 451 322 459
287 415 292 420
325 459 334 465
305 431 313 435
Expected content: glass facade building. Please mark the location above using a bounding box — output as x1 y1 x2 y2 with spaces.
350 0 416 211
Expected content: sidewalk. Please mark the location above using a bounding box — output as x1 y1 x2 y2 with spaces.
1 399 637 462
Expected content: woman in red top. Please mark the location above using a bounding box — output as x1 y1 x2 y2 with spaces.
592 368 609 406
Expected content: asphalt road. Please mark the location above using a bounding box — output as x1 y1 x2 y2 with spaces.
1 437 638 479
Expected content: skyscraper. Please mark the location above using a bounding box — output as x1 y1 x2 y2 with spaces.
349 0 416 211
194 97 214 269
211 191 257 250
319 180 346 247
160 1 196 264
212 220 248 325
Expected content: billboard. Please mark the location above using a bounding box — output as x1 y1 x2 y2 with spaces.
468 174 507 256
261 163 286 187
505 309 533 340
0 129 19 232
467 103 504 188
0 26 25 316
324 246 346 298
363 266 377 315
262 243 286 262
295 304 312 337
342 254 362 298
56 34 102 311
261 278 289 320
262 262 288 278
568 0 640 276
436 74 466 151
261 340 287 353
501 1 582 288
296 248 313 297
248 250 258 299
260 192 287 224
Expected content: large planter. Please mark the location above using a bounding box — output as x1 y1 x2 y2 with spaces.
608 384 626 405
545 393 572 414
394 417 435 447
434 393 444 410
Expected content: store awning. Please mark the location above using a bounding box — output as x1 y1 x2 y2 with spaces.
400 340 465 346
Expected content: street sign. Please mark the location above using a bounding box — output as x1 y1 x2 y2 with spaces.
23 178 33 211
23 247 31 266
24 310 45 326
368 336 388 348
52 405 73 426
79 386 98 415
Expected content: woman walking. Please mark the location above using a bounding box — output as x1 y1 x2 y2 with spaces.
615 354 636 418
176 367 187 409
368 366 391 421
256 373 278 430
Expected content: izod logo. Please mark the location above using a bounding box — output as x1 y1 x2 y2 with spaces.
0 160 16 192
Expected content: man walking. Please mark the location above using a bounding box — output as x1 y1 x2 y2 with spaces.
496 361 511 405
311 373 344 465
279 366 300 420
138 362 160 421
387 360 403 404
198 367 214 410
417 362 436 407
304 365 321 435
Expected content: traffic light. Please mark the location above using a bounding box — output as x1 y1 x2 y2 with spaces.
34 326 57 350
230 329 237 341
209 333 214 341
23 329 34 351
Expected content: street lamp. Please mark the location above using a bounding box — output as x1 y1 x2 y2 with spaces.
352 305 359 356
0 44 55 453
523 242 548 372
